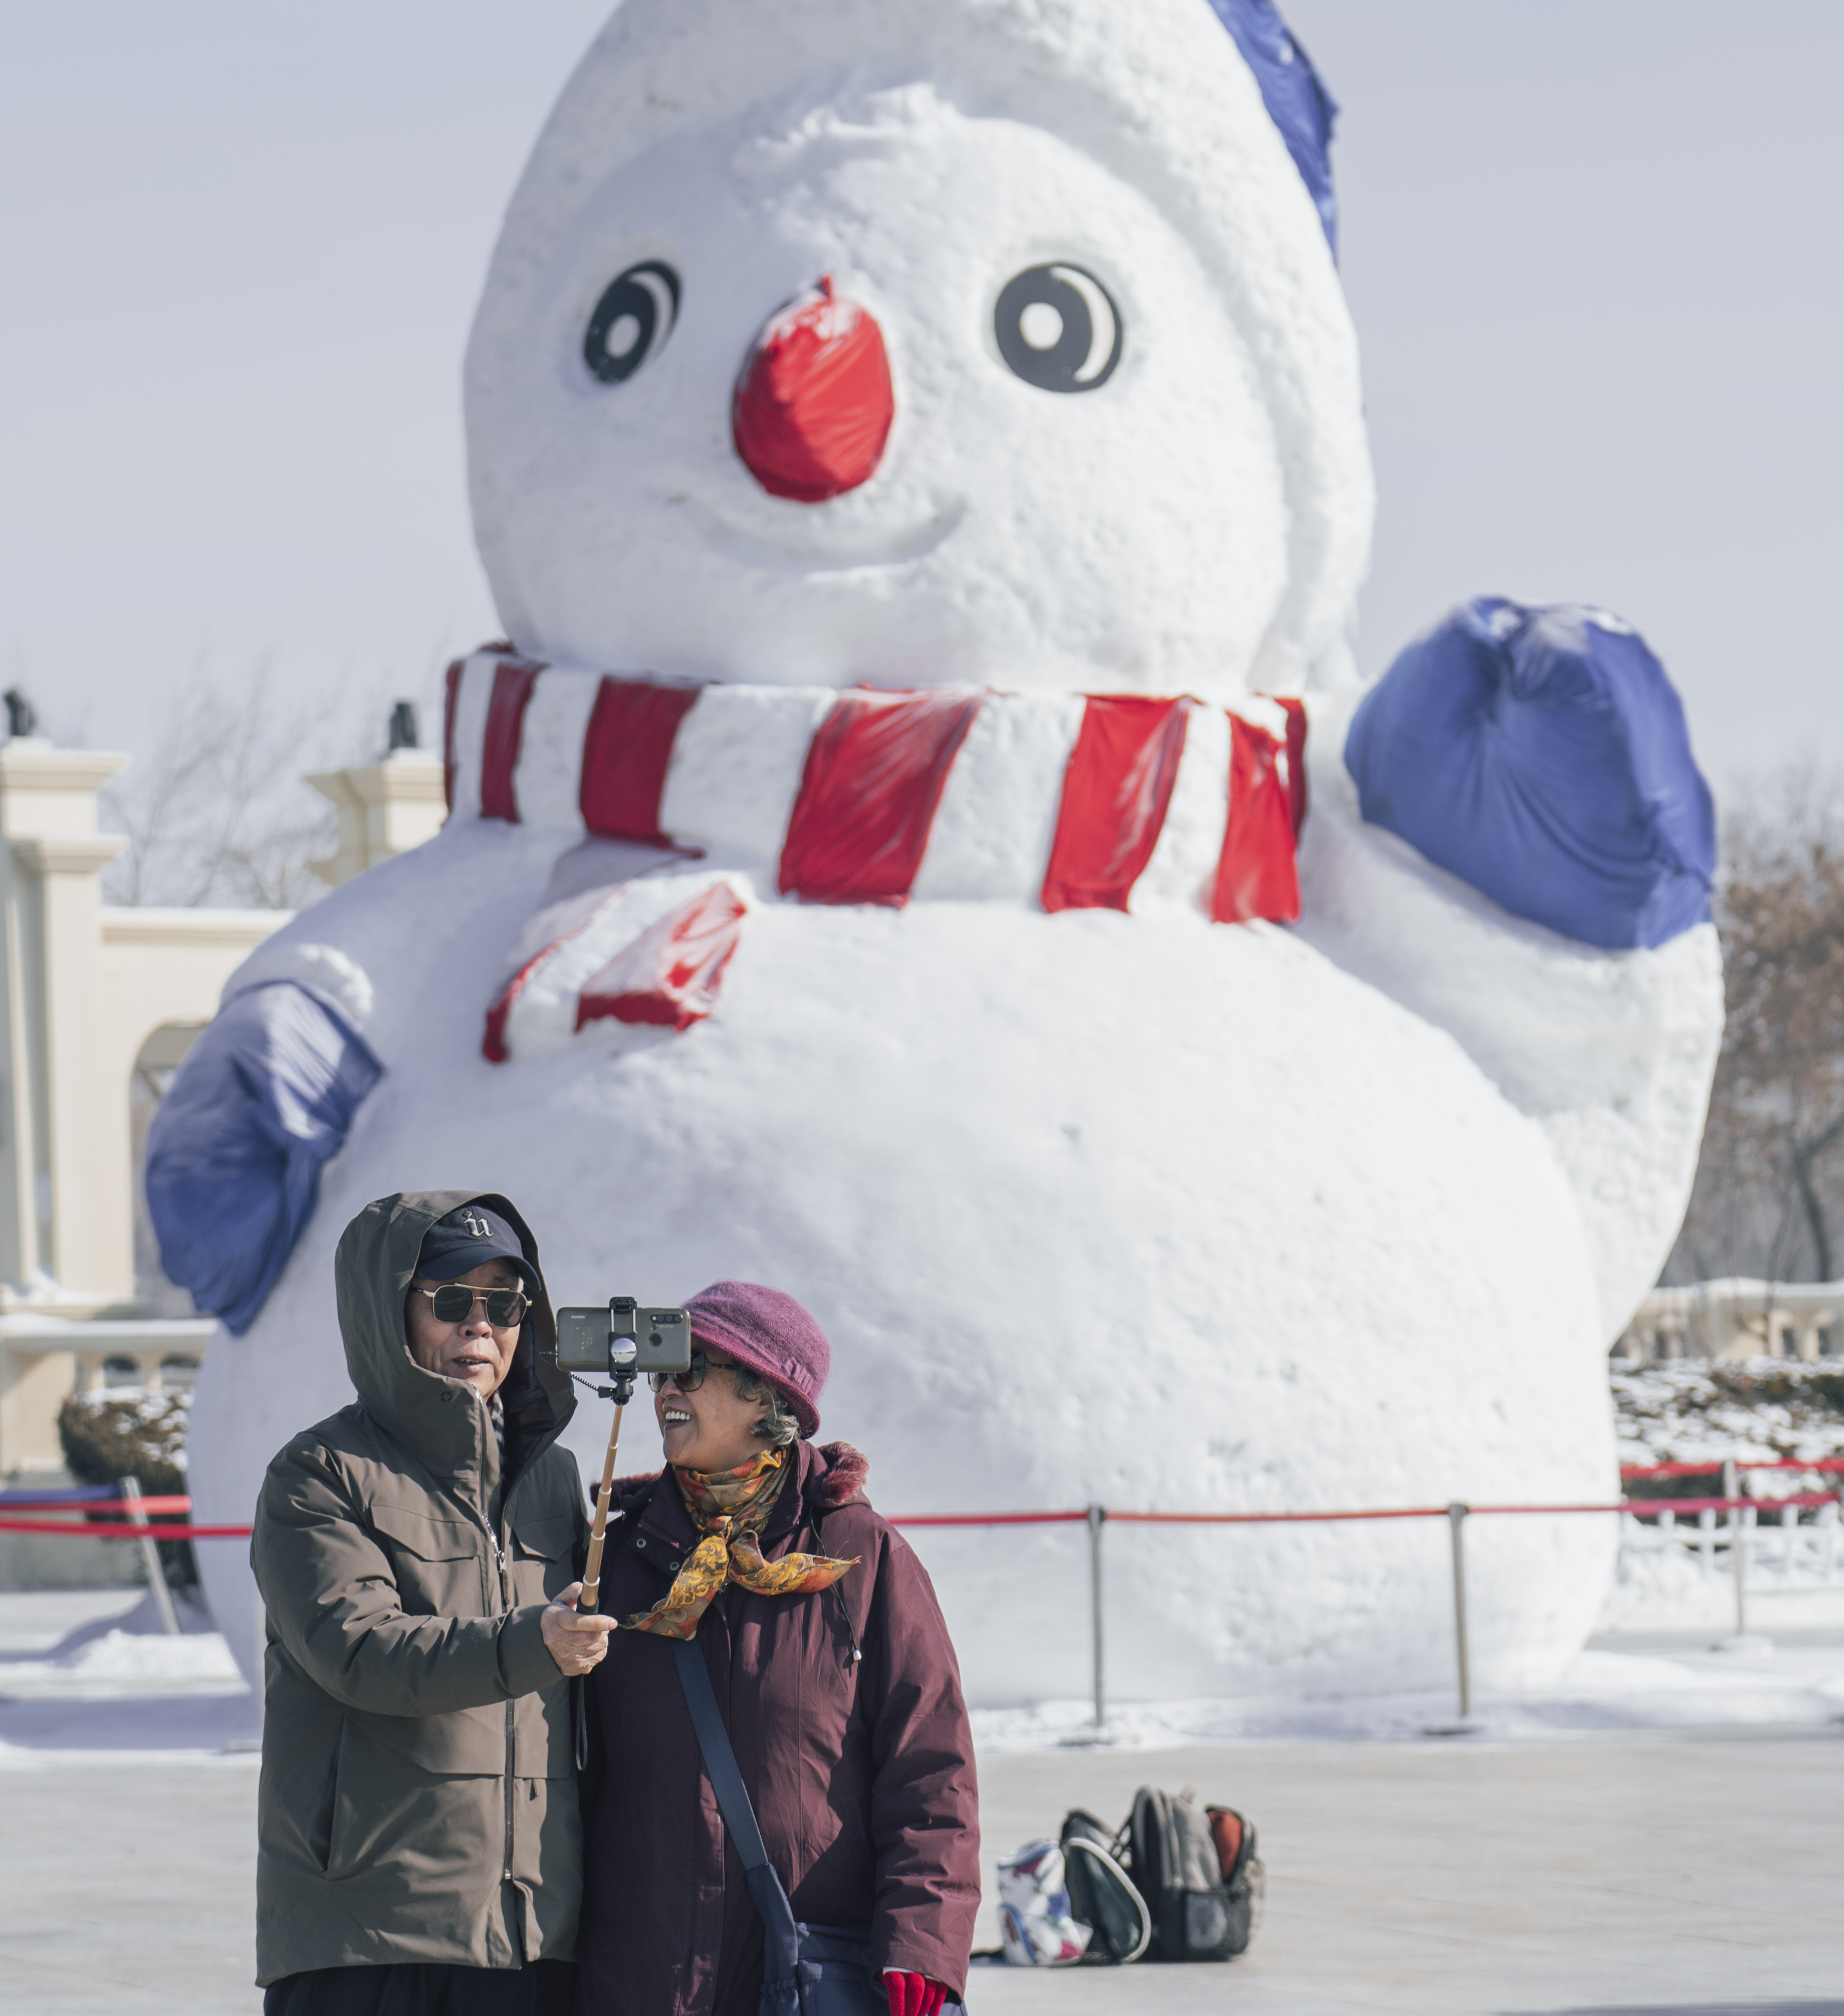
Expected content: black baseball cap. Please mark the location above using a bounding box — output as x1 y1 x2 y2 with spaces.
414 1204 540 1294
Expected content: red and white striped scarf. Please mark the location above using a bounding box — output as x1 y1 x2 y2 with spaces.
445 645 1309 1061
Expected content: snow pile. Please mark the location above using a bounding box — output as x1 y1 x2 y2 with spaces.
0 1590 246 1703
972 1642 1844 1750
1598 1534 1844 1636
0 1632 246 1702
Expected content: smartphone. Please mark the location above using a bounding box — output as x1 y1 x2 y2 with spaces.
554 1298 693 1378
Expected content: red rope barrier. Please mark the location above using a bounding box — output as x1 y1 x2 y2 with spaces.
894 1491 1843 1529
0 1517 253 1541
0 1495 192 1516
1621 1456 1844 1479
1603 1491 1837 1518
17 1479 1835 1514
2 1489 1835 1546
1105 1505 1453 1525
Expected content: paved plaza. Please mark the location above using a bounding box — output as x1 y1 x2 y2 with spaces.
3 1593 1843 2015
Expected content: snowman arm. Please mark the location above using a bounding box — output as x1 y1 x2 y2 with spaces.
253 1442 563 1713
1299 601 1723 1335
147 981 381 1335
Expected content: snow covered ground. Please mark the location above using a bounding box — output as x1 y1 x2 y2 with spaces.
0 1589 259 1765
0 1590 244 1703
5 1585 1844 2015
6 1577 1844 2012
972 1628 1844 1752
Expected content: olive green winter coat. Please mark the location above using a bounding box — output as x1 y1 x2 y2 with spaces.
250 1189 590 1986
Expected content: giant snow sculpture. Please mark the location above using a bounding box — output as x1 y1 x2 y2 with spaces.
161 0 1721 1704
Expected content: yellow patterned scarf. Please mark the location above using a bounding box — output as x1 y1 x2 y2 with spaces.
624 1447 857 1640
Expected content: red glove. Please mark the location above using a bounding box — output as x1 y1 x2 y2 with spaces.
883 1972 948 2016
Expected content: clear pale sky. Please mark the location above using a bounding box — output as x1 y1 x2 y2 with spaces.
5 2 1838 797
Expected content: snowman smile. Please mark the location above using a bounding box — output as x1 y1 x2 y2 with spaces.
679 487 967 572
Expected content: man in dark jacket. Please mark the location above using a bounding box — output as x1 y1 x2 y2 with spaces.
576 1280 981 2016
252 1190 609 2015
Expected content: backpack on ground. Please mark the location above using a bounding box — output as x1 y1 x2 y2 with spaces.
1057 1810 1151 1963
1120 1787 1263 1962
1001 1784 1263 1968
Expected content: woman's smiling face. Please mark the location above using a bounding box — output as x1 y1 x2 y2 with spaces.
655 1347 775 1473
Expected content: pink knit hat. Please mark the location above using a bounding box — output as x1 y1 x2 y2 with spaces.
684 1281 830 1438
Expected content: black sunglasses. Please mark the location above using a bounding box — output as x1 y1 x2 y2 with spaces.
415 1284 531 1328
648 1348 736 1395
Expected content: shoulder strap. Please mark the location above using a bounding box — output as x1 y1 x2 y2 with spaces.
671 1637 802 1993
671 1638 772 1873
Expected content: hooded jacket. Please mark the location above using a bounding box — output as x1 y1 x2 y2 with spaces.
250 1190 589 1985
577 1439 981 2016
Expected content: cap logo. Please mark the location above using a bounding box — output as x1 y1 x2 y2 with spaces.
463 1210 489 1237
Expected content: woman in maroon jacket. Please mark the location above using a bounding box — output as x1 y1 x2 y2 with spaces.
575 1282 980 2016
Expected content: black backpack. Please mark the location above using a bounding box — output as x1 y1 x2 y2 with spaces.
1058 1810 1151 1963
1058 1787 1262 1965
1123 1787 1263 1962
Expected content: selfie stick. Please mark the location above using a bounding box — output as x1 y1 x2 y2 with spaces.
578 1340 639 1616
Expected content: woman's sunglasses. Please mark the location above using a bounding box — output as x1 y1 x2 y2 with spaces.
414 1284 531 1328
648 1349 735 1395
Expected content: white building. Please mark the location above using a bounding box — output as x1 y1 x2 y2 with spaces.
1615 1280 1842 1365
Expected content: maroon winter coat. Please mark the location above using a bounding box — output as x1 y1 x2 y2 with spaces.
575 1440 979 2016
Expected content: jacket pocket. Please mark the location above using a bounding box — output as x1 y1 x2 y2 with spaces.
369 1501 484 1617
352 1698 508 1777
512 1514 578 1606
326 1715 502 1884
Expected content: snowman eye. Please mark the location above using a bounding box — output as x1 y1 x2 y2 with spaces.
583 262 682 384
994 264 1122 393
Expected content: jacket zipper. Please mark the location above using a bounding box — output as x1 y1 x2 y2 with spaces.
501 1560 516 1881
464 1500 518 1886
491 1520 514 1883
454 1406 542 1897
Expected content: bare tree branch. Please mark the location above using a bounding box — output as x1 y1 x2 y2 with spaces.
98 661 405 911
1667 762 1844 1285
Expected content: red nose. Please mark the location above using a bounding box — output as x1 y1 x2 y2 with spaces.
732 277 894 503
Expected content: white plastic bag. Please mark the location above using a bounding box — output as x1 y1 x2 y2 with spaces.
996 1839 1092 1966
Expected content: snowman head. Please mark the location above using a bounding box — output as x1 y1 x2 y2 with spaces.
465 0 1373 700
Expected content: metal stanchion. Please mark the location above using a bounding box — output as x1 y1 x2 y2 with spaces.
1726 1457 1746 1638
1713 1458 1768 1651
1427 1501 1476 1735
1087 1503 1106 1733
1449 1502 1472 1717
120 1475 182 1636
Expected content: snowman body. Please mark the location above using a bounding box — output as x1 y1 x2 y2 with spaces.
180 0 1720 1704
